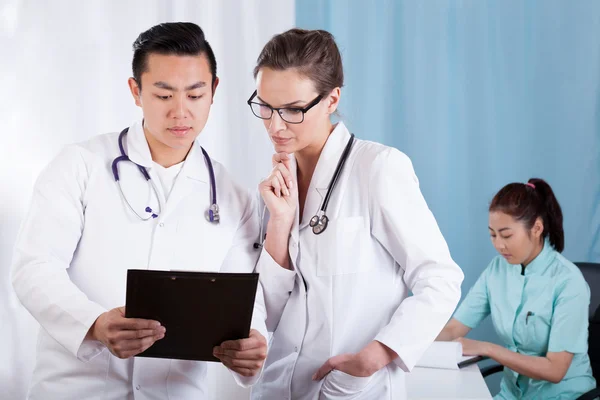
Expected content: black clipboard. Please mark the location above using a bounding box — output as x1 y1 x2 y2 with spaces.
125 269 259 362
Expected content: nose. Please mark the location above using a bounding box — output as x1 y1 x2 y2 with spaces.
267 110 286 134
493 238 506 251
170 94 186 119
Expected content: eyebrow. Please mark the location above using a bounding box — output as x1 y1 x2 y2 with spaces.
153 81 206 91
489 227 512 232
256 95 306 108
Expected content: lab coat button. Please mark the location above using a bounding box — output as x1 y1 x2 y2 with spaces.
135 385 140 390
159 223 165 228
294 346 298 352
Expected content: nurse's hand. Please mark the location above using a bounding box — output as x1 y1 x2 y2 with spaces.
86 306 166 359
213 329 268 377
454 337 491 357
259 152 296 225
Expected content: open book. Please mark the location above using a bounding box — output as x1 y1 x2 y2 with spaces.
415 341 488 370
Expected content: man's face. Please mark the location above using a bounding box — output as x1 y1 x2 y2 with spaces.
128 52 218 154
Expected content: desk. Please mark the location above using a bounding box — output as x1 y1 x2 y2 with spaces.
406 364 493 400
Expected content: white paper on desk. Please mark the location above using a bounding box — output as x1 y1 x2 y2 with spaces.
415 341 479 370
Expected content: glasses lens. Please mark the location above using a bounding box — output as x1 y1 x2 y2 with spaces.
250 103 272 120
280 109 304 124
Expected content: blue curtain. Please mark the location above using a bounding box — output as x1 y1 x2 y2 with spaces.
297 0 600 378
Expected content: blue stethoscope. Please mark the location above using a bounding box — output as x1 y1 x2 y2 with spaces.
111 127 220 223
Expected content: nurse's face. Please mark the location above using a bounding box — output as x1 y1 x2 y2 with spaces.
488 211 544 266
128 53 219 154
255 67 339 154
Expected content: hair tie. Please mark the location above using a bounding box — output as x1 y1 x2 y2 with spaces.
525 182 536 189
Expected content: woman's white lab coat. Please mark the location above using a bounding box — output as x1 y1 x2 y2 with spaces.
251 122 464 400
11 121 267 400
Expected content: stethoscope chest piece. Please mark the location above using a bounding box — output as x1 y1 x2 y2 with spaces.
309 213 329 235
206 203 220 223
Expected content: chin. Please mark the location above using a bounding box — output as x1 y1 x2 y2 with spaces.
273 142 299 154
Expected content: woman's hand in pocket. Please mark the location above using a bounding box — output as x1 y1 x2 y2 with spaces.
313 341 398 381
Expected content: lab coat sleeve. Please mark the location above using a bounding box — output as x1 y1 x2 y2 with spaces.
219 191 269 387
253 192 297 333
10 145 107 362
452 263 492 329
547 275 591 354
370 148 464 372
255 247 296 333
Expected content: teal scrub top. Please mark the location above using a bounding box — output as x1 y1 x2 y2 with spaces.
454 240 596 399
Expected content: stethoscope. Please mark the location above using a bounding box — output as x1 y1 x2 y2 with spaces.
111 127 220 223
254 133 355 248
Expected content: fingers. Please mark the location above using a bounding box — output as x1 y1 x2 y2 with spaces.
215 354 265 370
116 326 165 341
273 163 293 190
116 317 162 331
108 331 165 359
272 152 290 168
219 335 262 352
214 346 267 361
249 329 265 340
313 358 336 381
270 175 283 198
275 170 290 197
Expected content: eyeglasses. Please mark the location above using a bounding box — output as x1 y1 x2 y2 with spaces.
247 90 323 124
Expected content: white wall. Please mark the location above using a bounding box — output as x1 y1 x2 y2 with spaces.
0 1 294 399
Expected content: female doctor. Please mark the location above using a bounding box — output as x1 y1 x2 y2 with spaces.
11 22 267 399
437 179 596 399
248 28 465 400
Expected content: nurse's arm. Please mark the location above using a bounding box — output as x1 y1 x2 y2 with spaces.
484 344 573 384
436 318 471 341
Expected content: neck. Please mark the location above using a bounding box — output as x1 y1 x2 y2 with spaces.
143 126 191 168
295 121 334 182
521 240 544 268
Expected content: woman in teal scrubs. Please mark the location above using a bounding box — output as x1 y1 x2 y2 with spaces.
438 178 596 399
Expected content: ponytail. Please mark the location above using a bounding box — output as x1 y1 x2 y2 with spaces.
490 178 564 252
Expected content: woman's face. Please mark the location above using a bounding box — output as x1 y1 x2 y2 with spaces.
488 211 543 266
255 67 340 154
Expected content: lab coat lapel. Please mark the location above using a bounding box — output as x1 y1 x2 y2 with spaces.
298 122 352 231
126 121 153 168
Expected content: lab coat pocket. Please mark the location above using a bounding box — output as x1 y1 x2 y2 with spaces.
315 216 369 276
319 369 373 399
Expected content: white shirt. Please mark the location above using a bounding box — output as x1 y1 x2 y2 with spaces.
251 122 464 400
152 161 184 200
11 121 267 400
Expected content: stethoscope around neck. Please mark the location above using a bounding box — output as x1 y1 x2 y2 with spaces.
111 127 220 223
309 133 355 235
254 133 355 248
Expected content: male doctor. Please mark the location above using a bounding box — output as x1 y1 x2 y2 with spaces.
11 22 267 399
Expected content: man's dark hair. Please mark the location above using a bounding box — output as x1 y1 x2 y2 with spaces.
132 22 217 89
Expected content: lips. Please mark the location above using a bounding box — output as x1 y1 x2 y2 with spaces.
168 126 191 137
272 136 291 145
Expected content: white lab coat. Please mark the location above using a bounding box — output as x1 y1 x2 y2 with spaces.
251 122 464 400
11 121 268 400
